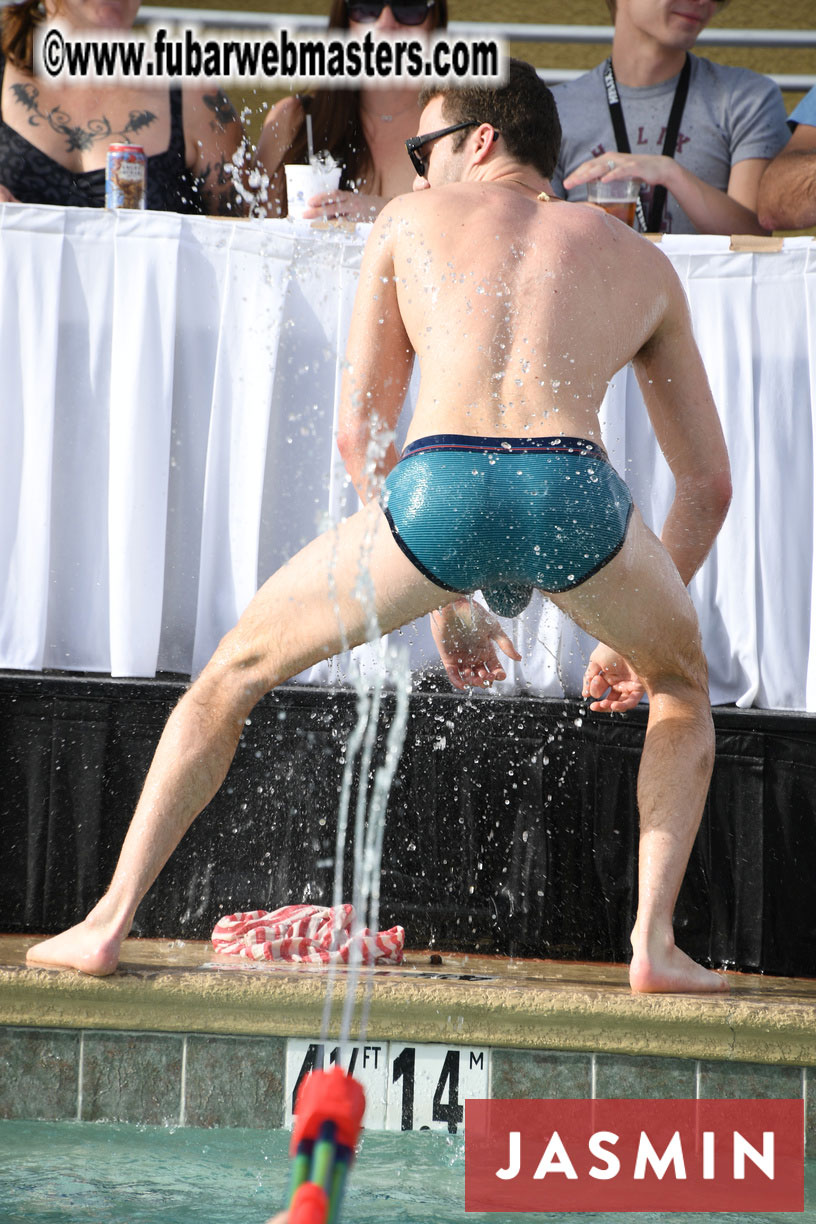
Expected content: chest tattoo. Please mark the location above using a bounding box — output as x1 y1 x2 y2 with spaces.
10 82 157 153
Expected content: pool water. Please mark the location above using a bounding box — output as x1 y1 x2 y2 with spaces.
0 1120 813 1224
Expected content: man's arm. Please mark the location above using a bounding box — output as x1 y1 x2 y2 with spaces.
336 204 415 503
661 154 771 236
583 257 731 713
564 154 771 236
757 124 816 231
632 265 732 584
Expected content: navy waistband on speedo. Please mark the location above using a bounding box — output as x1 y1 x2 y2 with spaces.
401 434 607 460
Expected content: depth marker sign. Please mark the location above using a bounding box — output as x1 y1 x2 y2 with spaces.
465 1098 804 1212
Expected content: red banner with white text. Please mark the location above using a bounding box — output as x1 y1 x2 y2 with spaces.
465 1098 804 1212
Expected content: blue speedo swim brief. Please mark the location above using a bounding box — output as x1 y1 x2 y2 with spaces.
381 434 634 618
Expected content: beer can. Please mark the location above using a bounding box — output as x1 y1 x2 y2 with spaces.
105 144 147 210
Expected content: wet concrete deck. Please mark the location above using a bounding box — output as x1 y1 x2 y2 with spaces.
3 935 816 1066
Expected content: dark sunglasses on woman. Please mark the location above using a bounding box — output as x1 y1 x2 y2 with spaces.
345 0 434 26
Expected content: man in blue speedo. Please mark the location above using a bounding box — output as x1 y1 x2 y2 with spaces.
28 60 732 995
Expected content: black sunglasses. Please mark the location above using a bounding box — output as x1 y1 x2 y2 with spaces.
406 121 490 177
346 0 434 25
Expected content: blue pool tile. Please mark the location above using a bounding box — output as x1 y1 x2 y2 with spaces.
806 1067 816 1158
491 1049 592 1100
81 1031 183 1125
0 1027 80 1120
698 1060 803 1100
184 1035 286 1129
594 1053 696 1099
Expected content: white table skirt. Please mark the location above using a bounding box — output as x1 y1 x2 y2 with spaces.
1 205 814 708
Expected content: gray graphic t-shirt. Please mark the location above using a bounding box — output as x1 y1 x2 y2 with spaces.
552 55 790 234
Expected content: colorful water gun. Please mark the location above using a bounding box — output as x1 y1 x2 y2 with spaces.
288 1065 366 1224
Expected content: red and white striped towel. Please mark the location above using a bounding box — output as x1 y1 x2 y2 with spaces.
211 904 405 965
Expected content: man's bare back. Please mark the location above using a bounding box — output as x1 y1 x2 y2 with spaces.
388 183 670 447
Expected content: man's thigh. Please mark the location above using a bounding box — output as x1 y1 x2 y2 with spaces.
546 508 706 689
217 501 455 686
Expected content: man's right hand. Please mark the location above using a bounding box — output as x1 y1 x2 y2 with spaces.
430 597 522 691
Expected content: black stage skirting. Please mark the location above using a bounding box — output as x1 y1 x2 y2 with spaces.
2 670 815 978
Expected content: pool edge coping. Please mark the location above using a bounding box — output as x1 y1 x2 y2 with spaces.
4 959 816 1067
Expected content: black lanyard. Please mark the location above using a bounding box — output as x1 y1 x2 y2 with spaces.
602 54 691 233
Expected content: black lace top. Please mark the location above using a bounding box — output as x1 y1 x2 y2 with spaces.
0 51 205 212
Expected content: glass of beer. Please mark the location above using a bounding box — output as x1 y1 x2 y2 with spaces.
586 177 641 226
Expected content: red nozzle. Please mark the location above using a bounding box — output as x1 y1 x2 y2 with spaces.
289 1181 329 1224
291 1066 366 1154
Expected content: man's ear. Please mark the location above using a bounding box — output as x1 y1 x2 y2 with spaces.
472 124 499 165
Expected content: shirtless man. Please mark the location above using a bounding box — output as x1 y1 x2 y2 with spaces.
27 59 731 993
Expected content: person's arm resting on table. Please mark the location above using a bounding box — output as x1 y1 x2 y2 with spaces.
564 153 771 236
757 124 816 232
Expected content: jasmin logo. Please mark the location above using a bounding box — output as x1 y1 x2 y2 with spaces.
497 1126 774 1180
465 1099 803 1212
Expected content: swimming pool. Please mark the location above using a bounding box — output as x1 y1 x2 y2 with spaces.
1 1119 814 1224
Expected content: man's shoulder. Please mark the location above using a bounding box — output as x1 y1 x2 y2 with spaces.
551 63 606 111
689 53 780 103
379 182 473 223
689 54 788 149
367 187 447 250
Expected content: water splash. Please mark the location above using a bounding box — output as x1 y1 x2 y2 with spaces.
318 638 411 1047
318 429 413 1048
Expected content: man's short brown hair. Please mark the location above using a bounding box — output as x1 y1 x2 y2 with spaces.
418 58 562 180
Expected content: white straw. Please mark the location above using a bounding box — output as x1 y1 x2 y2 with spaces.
306 112 315 164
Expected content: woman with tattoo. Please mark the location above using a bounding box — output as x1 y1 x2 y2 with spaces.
0 0 244 213
254 0 446 221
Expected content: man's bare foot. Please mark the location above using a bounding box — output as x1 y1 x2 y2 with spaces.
629 941 730 994
26 922 123 977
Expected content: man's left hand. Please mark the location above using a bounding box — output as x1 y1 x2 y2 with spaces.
583 643 645 712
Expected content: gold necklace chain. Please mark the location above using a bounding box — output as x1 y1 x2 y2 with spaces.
496 177 553 202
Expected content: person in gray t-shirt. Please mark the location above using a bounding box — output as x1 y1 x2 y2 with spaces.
552 0 790 235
